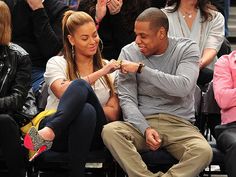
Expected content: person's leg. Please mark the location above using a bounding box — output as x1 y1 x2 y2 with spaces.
151 114 212 177
32 67 45 93
68 103 97 177
45 79 106 138
102 121 162 177
38 79 106 177
217 127 236 177
0 114 26 177
39 103 102 177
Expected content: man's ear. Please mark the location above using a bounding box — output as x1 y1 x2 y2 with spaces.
67 34 75 46
159 27 166 40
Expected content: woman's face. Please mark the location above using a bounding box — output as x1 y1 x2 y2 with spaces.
68 22 99 58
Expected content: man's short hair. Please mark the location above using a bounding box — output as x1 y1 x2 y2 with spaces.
136 7 169 33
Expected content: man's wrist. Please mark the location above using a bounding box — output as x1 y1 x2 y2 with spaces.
137 63 145 73
144 127 151 137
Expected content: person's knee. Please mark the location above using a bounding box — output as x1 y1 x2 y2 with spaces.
195 141 213 166
228 141 236 154
102 121 124 145
73 79 90 89
79 103 97 126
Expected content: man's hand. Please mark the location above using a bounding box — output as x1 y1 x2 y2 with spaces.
119 60 139 74
145 127 162 151
26 0 44 10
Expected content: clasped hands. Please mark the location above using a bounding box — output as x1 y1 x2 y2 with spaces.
106 0 123 15
104 59 140 74
96 0 123 23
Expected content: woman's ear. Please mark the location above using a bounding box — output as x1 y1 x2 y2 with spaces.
67 34 75 46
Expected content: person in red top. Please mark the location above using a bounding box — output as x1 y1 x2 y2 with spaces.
213 50 236 177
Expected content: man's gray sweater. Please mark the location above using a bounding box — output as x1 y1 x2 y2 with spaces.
117 37 200 135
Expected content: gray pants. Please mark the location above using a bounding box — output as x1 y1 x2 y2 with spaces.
102 114 213 177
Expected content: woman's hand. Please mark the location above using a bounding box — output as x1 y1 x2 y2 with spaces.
95 0 107 23
120 60 139 74
107 0 123 15
102 59 120 74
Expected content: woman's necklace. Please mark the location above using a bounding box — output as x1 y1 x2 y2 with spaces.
179 6 196 19
177 10 204 49
182 11 193 19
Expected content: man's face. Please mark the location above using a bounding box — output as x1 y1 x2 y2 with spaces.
134 21 161 57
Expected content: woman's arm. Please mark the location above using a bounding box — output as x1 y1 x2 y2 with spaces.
199 48 218 69
103 93 120 122
50 59 120 98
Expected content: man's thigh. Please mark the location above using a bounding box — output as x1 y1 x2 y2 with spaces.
103 121 148 151
148 114 209 159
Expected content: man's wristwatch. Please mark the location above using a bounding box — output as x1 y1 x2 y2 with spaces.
137 63 145 73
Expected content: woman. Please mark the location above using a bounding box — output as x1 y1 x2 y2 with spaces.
162 0 225 86
24 10 120 177
0 1 31 177
78 0 151 59
213 50 236 177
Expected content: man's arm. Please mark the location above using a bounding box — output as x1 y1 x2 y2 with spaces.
140 46 199 97
118 70 150 135
117 50 150 135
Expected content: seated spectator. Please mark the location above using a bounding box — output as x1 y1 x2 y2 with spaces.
210 0 230 36
162 0 224 87
0 1 31 177
78 0 151 59
23 11 120 177
4 0 69 92
102 7 213 177
213 50 236 177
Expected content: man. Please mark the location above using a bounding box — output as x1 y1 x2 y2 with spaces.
102 8 212 177
213 50 236 177
4 0 69 92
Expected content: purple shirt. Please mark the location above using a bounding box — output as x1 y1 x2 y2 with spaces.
213 50 236 124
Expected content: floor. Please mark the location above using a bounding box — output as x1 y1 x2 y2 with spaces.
0 167 229 177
